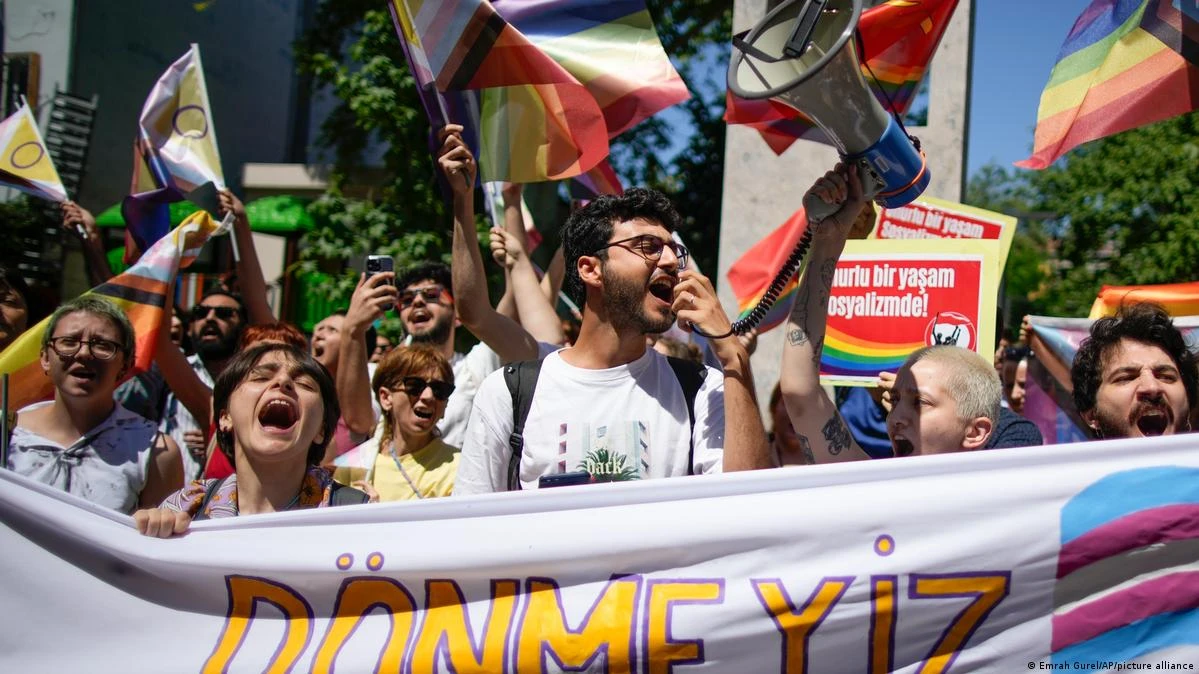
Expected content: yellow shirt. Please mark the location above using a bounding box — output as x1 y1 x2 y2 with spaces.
335 437 459 501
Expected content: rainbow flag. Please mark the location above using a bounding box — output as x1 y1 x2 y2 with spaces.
1088 281 1199 319
726 0 960 154
495 0 690 138
391 0 608 182
1018 0 1199 169
0 210 227 412
725 207 810 334
0 102 68 203
821 327 925 379
571 158 623 199
123 44 226 262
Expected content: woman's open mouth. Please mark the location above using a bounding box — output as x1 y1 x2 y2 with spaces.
258 398 299 433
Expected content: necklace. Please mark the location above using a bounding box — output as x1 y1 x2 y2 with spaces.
388 442 424 499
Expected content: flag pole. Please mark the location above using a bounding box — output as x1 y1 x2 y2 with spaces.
1 373 10 468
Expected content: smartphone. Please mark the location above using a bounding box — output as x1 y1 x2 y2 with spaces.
538 471 592 489
365 255 395 311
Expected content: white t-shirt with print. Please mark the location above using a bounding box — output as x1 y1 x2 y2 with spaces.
454 348 724 494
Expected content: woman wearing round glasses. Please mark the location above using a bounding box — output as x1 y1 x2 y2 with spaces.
7 296 183 513
332 345 458 501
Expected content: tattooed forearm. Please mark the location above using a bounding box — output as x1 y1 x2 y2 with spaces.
822 415 851 455
798 434 816 465
788 326 808 346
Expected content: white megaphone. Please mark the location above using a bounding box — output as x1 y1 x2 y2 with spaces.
729 0 930 218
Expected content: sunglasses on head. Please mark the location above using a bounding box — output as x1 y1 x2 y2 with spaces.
191 304 240 321
398 286 450 309
399 376 455 401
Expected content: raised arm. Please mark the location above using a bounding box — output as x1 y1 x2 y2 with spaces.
61 201 113 286
438 125 539 363
675 271 773 471
490 226 565 345
220 191 274 325
779 164 871 464
338 272 397 435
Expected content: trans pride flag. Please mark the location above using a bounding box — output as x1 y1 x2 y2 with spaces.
1018 0 1199 169
1052 466 1199 664
725 0 960 154
123 45 227 262
0 211 227 412
725 206 810 333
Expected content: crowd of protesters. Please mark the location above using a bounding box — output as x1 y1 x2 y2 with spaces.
1 132 1195 538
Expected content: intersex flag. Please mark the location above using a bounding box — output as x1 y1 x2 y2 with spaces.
391 0 608 182
1018 0 1199 169
725 0 960 154
725 207 811 333
0 211 228 412
0 102 68 203
1088 281 1199 319
123 44 226 262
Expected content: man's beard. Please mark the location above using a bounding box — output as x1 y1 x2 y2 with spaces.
602 267 675 335
1090 398 1177 439
194 327 239 361
409 313 453 346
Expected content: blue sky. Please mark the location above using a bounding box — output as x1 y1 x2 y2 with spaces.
967 0 1091 175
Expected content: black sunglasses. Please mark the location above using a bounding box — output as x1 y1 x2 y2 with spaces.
399 376 455 401
191 304 240 321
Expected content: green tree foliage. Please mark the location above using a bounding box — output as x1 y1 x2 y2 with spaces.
292 0 733 314
964 112 1199 320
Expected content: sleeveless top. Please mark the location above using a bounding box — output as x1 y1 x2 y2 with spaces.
7 402 158 514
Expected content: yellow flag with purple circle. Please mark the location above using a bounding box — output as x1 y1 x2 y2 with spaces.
0 102 68 202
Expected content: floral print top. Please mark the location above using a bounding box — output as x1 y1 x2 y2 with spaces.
160 465 339 519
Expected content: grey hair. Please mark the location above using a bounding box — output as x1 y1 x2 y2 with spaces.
902 345 1002 424
43 295 136 360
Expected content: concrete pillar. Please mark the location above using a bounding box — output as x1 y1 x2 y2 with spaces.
717 0 973 413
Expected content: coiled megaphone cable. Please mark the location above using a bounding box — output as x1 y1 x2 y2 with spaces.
690 225 815 341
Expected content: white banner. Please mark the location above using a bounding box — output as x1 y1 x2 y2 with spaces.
3 436 1199 673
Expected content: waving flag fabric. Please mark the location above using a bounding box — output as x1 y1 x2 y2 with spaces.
1018 0 1199 169
123 44 226 262
0 211 227 412
392 0 608 182
726 0 960 154
1088 281 1199 319
726 207 811 333
494 0 690 138
0 102 68 203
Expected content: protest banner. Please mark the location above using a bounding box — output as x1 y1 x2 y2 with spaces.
872 196 1016 271
3 435 1199 672
820 239 1002 386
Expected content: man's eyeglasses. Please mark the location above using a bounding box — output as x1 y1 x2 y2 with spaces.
593 235 688 270
398 376 455 401
47 336 122 361
190 304 240 321
399 286 451 309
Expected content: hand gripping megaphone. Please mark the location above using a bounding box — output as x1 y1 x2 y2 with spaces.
728 0 930 218
698 0 929 338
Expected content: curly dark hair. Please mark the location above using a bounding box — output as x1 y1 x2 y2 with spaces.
1071 302 1198 417
561 187 682 306
396 261 452 297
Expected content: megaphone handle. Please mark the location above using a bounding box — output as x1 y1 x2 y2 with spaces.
804 160 881 224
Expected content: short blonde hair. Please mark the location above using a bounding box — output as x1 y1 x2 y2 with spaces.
901 345 1001 423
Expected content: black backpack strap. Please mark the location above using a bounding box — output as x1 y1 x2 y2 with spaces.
503 359 544 491
666 357 707 476
191 477 226 521
330 481 371 506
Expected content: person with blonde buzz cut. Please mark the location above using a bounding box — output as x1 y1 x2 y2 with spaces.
779 164 1008 463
